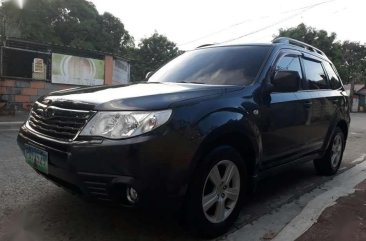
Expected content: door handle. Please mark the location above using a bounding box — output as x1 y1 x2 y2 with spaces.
304 101 313 108
332 99 339 104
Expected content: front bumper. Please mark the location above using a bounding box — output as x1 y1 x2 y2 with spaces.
17 124 195 207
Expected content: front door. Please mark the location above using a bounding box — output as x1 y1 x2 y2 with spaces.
260 51 308 168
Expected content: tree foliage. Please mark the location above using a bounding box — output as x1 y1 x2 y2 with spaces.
277 23 366 84
1 0 183 82
340 41 366 84
2 0 134 53
129 32 183 81
4 2 365 85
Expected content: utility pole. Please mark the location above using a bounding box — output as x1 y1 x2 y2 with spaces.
345 60 355 112
350 75 355 112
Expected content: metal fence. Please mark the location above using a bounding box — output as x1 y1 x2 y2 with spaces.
1 46 51 80
0 37 118 81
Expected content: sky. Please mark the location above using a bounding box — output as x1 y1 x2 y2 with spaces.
90 0 365 50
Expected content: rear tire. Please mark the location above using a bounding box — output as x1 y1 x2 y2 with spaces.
314 127 345 176
182 146 247 238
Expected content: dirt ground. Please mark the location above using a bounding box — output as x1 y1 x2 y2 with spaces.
297 179 366 241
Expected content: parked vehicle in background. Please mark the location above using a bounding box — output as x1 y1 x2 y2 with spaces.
17 37 350 237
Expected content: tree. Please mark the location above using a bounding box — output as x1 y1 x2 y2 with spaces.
340 41 366 84
98 12 134 53
277 23 342 72
276 23 366 85
1 0 134 53
1 1 184 83
129 32 183 81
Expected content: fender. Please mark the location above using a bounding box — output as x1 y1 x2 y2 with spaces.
321 96 350 156
188 108 262 182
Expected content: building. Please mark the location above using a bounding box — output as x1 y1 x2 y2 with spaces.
344 84 366 112
0 38 130 114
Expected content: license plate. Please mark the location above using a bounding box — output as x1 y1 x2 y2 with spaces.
24 144 48 174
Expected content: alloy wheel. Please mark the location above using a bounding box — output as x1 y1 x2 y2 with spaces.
331 133 343 168
202 160 241 223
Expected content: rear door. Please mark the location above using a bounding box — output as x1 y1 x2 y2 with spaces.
299 55 334 151
321 60 349 144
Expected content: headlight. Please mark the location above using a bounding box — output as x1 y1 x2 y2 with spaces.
80 109 172 139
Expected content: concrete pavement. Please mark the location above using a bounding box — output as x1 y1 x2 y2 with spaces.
0 112 27 130
0 113 365 241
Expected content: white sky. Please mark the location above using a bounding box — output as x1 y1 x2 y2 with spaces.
90 0 365 50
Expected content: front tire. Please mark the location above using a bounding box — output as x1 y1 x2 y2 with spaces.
183 146 247 238
314 127 345 176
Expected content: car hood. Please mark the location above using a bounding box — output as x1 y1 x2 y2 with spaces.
41 82 241 111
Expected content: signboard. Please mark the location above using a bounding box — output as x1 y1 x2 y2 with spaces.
33 58 44 73
52 53 105 86
112 59 130 85
32 58 46 80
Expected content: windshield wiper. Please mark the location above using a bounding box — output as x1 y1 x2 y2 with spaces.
180 81 206 84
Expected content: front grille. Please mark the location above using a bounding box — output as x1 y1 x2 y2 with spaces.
27 102 94 141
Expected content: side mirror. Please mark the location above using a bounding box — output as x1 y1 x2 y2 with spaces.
145 71 154 79
271 70 300 92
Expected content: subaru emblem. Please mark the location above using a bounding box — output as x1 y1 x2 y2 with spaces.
43 107 54 119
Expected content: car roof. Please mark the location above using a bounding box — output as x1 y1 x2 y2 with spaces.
197 37 330 62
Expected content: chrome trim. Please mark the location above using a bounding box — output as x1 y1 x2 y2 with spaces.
27 102 96 142
35 101 91 113
21 124 102 145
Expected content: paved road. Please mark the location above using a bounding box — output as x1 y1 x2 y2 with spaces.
0 113 365 241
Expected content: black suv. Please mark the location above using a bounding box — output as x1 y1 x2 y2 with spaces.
17 37 350 237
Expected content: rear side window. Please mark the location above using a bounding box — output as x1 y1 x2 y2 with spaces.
302 59 329 90
323 62 342 89
276 56 303 79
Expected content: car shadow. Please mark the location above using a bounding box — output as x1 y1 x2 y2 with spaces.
3 162 336 241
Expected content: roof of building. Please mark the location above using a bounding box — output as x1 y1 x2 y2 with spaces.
3 37 130 62
358 88 366 96
344 84 366 96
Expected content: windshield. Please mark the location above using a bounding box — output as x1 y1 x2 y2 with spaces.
148 45 271 85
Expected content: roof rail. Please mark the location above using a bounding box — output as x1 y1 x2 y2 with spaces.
272 37 326 57
196 43 215 49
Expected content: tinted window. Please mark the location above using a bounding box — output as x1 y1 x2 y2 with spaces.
276 56 303 79
303 59 329 90
148 46 271 85
323 62 342 89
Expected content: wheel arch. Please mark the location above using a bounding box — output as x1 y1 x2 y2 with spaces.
322 117 349 156
190 130 260 189
336 119 349 140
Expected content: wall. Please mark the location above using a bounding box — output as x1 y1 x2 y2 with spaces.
0 55 116 115
0 79 75 114
359 95 365 112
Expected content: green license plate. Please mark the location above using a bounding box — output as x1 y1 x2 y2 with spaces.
24 144 48 174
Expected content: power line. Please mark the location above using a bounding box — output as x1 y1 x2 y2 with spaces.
217 0 335 45
178 0 336 47
177 17 267 47
177 1 328 47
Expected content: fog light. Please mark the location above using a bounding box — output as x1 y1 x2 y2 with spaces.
126 187 138 203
